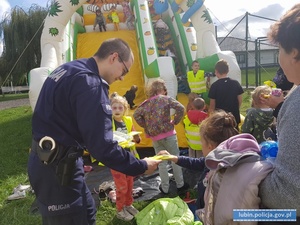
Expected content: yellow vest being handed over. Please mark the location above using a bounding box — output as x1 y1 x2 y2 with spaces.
183 115 202 151
187 70 206 94
113 116 140 159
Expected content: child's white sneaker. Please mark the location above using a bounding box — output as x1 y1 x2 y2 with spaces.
7 190 26 200
13 184 31 193
124 205 139 216
116 208 134 221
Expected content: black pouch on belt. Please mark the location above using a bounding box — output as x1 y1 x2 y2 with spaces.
34 136 59 165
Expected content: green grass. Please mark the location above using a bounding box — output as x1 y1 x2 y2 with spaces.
0 93 29 102
241 67 278 87
0 106 39 225
240 89 252 116
239 67 278 116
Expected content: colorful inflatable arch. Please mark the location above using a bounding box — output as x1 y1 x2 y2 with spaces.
29 0 241 147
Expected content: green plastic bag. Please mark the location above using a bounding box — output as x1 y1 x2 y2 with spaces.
135 196 202 225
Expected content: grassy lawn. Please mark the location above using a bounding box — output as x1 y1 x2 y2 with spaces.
0 106 39 224
0 93 29 102
241 67 278 87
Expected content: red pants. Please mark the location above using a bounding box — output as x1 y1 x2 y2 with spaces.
110 169 134 211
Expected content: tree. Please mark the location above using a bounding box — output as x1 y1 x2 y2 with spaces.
0 4 48 86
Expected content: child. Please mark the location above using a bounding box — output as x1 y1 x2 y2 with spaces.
133 78 189 195
187 97 207 125
123 85 138 109
110 94 141 221
158 111 273 224
122 0 134 30
158 110 239 209
241 85 274 143
200 133 273 224
186 92 199 112
93 9 106 32
109 6 120 31
208 59 244 129
183 97 208 158
187 60 207 96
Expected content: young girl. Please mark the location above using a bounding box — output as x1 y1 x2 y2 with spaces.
159 110 274 224
158 110 239 209
110 94 141 221
109 6 120 31
133 78 189 195
241 85 274 143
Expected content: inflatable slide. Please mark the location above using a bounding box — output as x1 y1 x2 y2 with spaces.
28 0 241 148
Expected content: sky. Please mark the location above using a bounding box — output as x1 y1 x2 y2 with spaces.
205 0 300 39
0 0 299 53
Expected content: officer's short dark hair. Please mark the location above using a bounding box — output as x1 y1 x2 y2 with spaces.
94 38 132 61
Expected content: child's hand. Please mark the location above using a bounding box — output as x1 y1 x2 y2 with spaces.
156 151 178 163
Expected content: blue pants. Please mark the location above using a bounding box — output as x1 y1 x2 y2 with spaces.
42 210 96 225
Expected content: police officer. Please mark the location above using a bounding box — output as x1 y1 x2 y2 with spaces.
28 38 161 225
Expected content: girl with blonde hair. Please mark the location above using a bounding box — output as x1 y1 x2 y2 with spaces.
134 78 189 195
110 93 141 221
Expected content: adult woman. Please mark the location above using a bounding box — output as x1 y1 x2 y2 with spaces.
259 3 300 224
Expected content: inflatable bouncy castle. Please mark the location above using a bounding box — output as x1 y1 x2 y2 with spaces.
29 0 241 147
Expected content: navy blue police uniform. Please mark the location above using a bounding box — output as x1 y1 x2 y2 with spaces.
28 57 147 224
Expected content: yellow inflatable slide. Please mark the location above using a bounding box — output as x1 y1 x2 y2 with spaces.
77 30 187 147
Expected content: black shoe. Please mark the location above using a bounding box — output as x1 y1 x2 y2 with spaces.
159 185 169 195
177 183 189 194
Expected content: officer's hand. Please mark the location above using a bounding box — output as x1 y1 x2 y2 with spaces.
143 158 161 175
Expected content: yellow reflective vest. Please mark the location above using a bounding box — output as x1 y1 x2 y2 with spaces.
187 70 206 94
94 116 140 165
183 115 202 151
113 116 140 159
